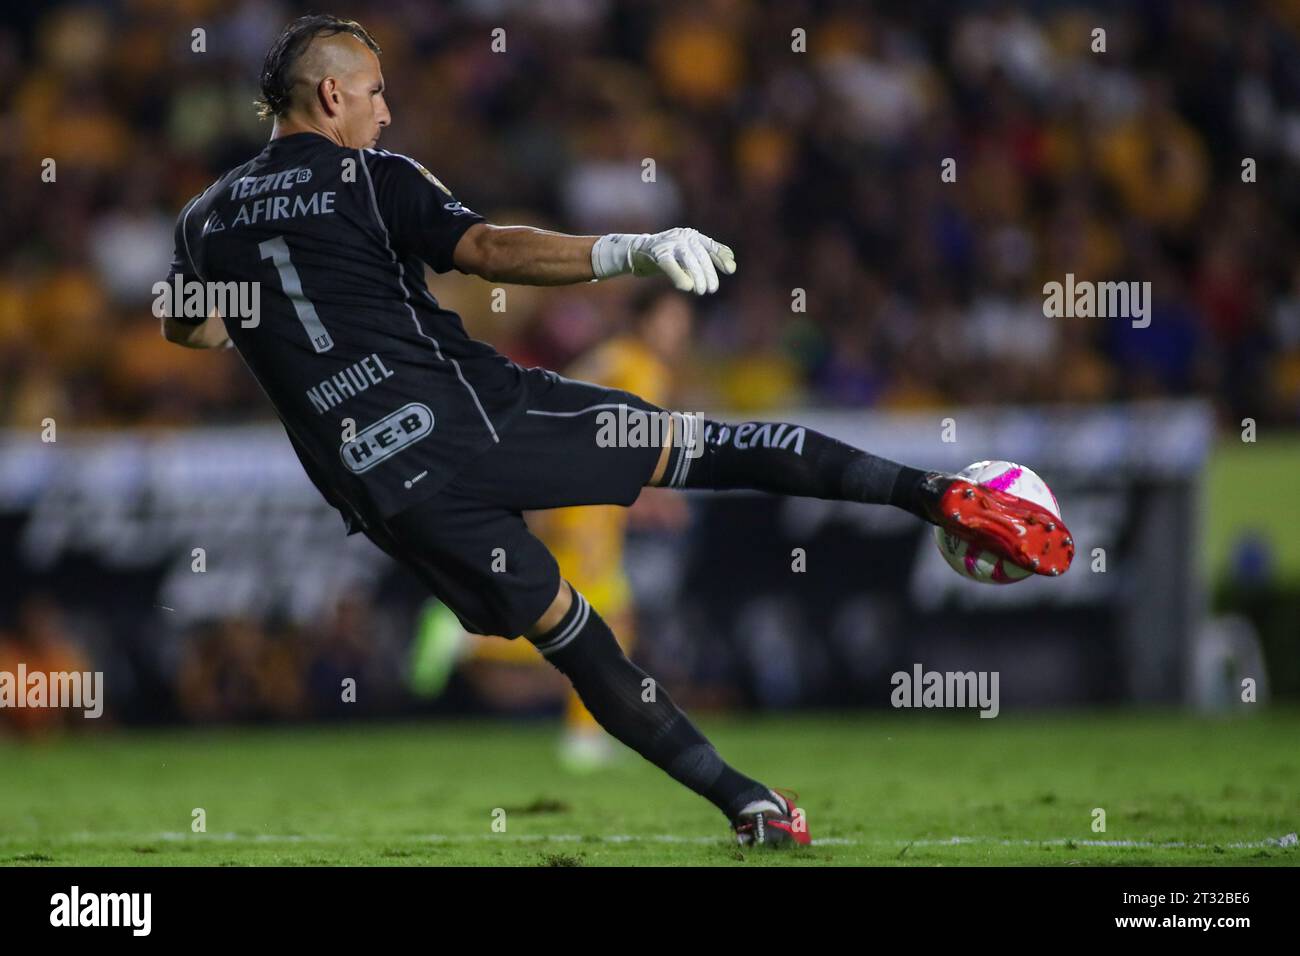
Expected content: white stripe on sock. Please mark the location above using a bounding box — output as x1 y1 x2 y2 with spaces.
534 593 590 655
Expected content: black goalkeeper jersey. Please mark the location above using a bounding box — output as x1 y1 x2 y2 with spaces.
166 132 528 533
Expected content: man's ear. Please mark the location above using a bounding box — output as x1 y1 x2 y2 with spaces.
317 77 340 116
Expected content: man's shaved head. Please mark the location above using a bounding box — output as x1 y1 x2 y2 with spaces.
257 14 379 121
257 15 390 149
289 30 374 106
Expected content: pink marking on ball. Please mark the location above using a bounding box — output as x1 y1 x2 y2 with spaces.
963 540 980 576
982 466 1023 493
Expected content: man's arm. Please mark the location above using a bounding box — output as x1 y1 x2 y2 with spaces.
367 151 735 292
161 191 231 349
453 223 736 295
452 224 597 286
162 310 231 349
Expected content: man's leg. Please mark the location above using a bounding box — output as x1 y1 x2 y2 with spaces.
648 412 929 510
400 373 807 838
371 485 794 832
648 414 1074 576
526 580 789 825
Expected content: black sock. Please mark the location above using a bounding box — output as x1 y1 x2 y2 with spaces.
665 416 932 520
532 589 771 820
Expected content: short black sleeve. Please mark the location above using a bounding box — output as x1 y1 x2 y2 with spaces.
164 192 207 325
363 150 486 274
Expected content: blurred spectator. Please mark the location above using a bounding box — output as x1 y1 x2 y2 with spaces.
0 595 94 736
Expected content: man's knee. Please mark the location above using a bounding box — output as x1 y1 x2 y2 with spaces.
648 411 710 489
526 580 572 638
648 412 675 487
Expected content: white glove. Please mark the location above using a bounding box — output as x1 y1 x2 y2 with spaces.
591 227 737 295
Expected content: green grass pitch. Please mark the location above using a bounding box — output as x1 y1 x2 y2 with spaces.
1 711 1296 866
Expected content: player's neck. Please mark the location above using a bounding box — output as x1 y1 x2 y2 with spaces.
270 117 342 147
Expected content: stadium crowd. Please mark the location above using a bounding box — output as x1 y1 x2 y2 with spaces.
5 0 1300 729
3 0 1300 431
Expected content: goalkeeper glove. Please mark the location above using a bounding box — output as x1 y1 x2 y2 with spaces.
591 227 737 295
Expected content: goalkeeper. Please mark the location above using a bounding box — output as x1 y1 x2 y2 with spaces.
162 16 1074 846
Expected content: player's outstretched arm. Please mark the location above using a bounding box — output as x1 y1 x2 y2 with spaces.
452 223 736 294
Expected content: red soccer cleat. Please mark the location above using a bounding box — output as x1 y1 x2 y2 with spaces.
921 474 1075 577
732 788 811 848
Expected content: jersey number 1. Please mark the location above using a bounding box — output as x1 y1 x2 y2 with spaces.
258 236 334 353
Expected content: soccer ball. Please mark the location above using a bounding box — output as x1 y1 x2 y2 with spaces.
933 460 1061 585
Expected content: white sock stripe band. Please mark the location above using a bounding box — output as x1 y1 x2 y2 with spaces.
671 413 699 488
667 412 688 488
540 595 588 655
534 592 590 655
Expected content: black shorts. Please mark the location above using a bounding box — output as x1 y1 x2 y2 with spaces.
362 367 666 638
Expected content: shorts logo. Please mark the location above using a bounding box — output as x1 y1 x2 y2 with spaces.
340 403 434 473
